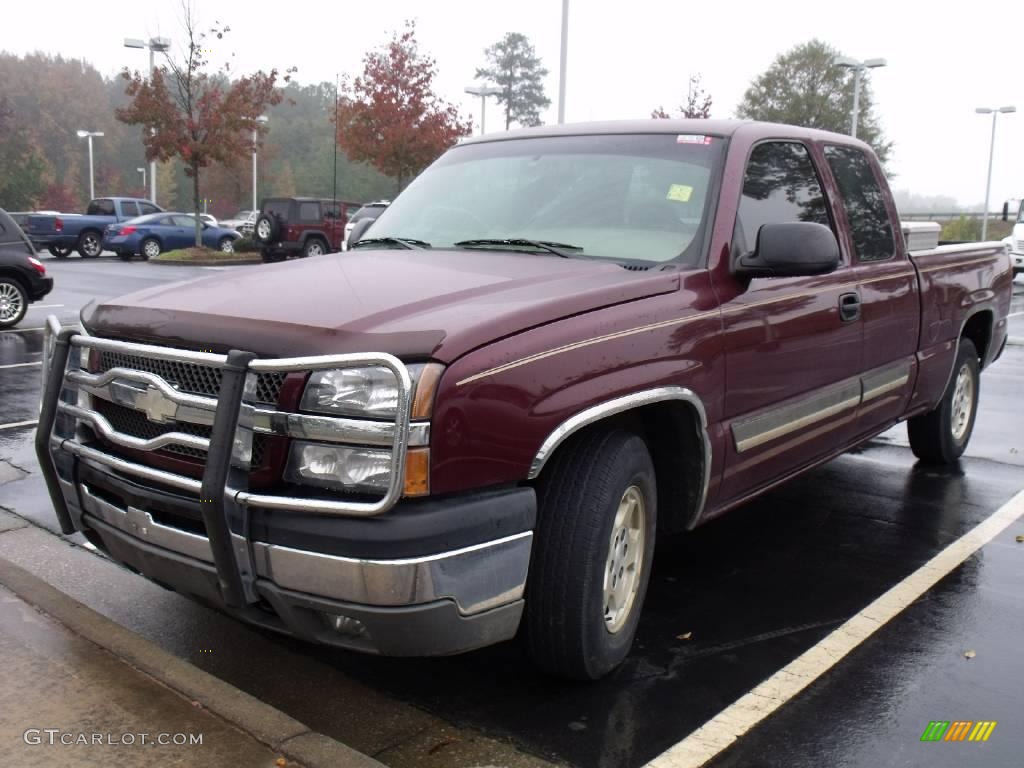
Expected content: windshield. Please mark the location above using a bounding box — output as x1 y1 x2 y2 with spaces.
369 133 724 264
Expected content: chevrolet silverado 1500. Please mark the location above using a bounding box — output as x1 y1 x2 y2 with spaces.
37 121 1013 680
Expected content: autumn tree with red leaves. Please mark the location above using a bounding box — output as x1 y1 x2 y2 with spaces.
337 22 470 193
116 3 290 246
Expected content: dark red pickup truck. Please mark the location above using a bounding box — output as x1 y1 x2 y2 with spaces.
37 120 1013 680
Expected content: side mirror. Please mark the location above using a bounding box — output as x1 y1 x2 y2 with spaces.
347 217 375 246
735 222 840 279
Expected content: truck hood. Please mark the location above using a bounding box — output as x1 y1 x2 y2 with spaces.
83 249 679 362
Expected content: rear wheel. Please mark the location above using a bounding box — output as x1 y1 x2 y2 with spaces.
218 237 235 253
0 278 28 329
77 231 103 258
48 246 71 259
523 429 657 680
141 238 161 261
908 338 980 463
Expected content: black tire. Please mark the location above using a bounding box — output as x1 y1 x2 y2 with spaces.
0 277 29 329
523 429 657 680
48 246 71 259
77 230 103 258
908 338 980 463
302 238 327 257
254 214 279 243
141 238 161 261
218 237 235 254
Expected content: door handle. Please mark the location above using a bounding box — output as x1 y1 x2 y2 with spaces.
839 292 861 322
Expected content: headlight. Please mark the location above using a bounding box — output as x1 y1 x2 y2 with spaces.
285 441 392 493
301 366 410 418
301 363 443 419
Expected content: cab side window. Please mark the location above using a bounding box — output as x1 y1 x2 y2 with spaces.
735 142 832 257
823 145 895 262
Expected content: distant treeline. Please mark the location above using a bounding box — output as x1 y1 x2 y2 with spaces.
0 52 395 216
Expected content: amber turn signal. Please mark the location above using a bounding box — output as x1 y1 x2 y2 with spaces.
411 363 444 420
403 448 430 497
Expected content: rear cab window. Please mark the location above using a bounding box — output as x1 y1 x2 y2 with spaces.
87 199 116 216
138 202 159 216
120 201 140 218
734 141 835 259
823 145 896 262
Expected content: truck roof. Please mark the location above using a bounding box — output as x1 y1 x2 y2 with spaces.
459 119 871 150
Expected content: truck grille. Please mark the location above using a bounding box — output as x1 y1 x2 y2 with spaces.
1015 238 1024 254
93 398 267 465
97 350 286 404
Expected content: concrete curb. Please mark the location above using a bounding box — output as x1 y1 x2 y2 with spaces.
150 257 261 267
0 556 386 768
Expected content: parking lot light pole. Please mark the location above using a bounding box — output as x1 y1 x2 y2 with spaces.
833 56 886 138
558 0 569 124
76 130 104 200
976 106 1016 241
137 167 146 196
252 115 269 212
124 36 171 205
464 85 501 135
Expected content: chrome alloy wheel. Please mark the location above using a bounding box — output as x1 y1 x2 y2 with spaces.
257 219 271 240
951 363 974 441
220 238 235 253
604 485 646 634
306 241 324 256
0 282 24 323
81 233 101 257
143 240 161 259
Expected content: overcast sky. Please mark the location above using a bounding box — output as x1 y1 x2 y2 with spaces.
5 0 1021 209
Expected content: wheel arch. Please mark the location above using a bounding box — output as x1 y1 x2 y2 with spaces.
529 387 711 533
961 309 993 368
0 268 31 295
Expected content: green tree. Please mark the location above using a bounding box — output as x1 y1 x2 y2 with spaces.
0 96 48 209
736 40 891 165
475 32 551 129
652 74 713 119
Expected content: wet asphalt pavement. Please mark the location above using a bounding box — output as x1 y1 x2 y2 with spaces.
1 257 1023 768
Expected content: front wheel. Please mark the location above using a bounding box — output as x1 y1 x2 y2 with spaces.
0 278 28 329
141 238 161 260
523 429 657 680
908 338 980 463
302 238 326 257
218 237 235 253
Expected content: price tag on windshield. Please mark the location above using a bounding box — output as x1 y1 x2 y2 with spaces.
677 135 713 145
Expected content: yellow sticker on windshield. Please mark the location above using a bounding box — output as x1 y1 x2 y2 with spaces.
667 184 693 202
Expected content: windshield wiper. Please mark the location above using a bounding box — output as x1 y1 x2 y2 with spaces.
454 238 584 259
351 237 429 250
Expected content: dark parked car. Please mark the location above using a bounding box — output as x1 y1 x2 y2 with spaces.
343 200 390 250
26 198 162 258
103 213 242 260
0 208 53 329
253 197 361 262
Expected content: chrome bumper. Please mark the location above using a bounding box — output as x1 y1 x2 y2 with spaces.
77 483 532 616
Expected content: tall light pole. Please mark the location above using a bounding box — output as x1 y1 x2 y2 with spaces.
558 0 569 124
464 85 501 134
252 115 269 212
124 36 172 205
76 131 104 200
136 167 146 195
833 56 886 138
976 105 1016 240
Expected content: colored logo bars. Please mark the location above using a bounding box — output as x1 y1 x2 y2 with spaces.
921 721 997 742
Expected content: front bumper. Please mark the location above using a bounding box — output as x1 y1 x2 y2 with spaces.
36 319 535 656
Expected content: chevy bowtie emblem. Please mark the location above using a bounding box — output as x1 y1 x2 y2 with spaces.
138 384 179 424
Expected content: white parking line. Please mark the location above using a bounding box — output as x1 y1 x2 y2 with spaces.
27 304 65 310
0 361 42 370
1008 310 1024 319
0 327 44 333
645 487 1024 768
0 420 37 431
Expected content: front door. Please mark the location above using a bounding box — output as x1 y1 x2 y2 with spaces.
712 140 863 505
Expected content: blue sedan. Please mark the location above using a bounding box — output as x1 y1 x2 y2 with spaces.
103 213 242 261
